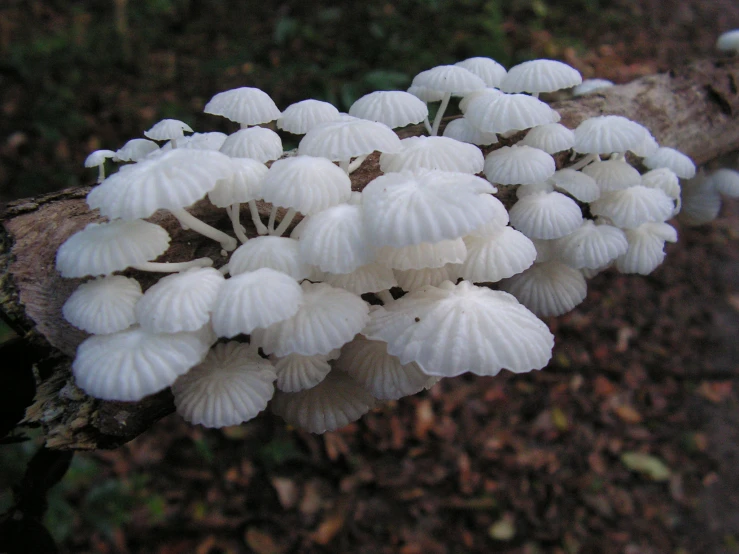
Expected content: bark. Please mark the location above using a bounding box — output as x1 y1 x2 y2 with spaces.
2 57 738 450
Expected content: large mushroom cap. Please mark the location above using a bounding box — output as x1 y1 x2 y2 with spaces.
62 275 142 335
643 147 696 179
349 91 428 129
277 99 342 134
499 260 587 317
484 145 556 186
380 136 484 174
466 93 560 134
573 115 651 155
229 236 310 280
500 59 582 94
298 118 402 161
204 87 281 126
144 119 193 141
455 57 507 88
411 65 486 96
508 191 583 239
219 127 283 162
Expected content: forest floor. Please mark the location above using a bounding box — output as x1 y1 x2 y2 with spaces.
2 1 739 553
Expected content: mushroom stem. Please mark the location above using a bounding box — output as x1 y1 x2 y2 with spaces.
339 159 351 174
171 209 238 251
249 200 269 235
267 206 278 233
97 165 105 184
568 153 600 171
377 290 395 305
218 263 230 276
431 92 452 136
133 257 214 273
423 116 433 135
348 155 368 174
271 208 297 237
228 204 250 243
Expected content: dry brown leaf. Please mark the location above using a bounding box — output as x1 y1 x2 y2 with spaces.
271 477 299 509
414 398 435 440
697 381 733 403
309 511 346 545
245 527 285 554
614 404 643 424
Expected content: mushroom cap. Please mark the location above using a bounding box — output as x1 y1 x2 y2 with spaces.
229 236 310 280
161 132 228 152
361 170 497 248
84 150 116 168
643 147 696 179
573 115 651 154
394 265 456 292
641 168 681 204
62 275 142 335
459 226 537 283
549 168 601 202
273 352 334 392
87 149 233 220
710 168 739 198
411 65 486 96
518 123 575 154
72 325 213 401
334 335 430 400
277 99 342 134
207 157 267 207
717 29 739 53
499 260 587 317
377 238 467 270
56 220 171 278
204 87 281 126
298 118 402 161
556 220 629 269
251 282 370 357
135 267 225 333
616 222 677 274
211 268 304 338
590 186 675 228
679 177 723 225
582 159 642 192
455 57 508 88
406 84 445 103
260 155 352 214
500 59 582 94
144 119 193 141
349 91 428 128
458 88 504 114
442 117 499 146
172 342 277 427
271 369 376 434
114 138 160 162
298 203 373 274
572 79 614 96
509 191 584 239
363 280 554 377
466 93 560 134
484 145 556 185
322 263 398 295
380 136 484 174
219 127 283 162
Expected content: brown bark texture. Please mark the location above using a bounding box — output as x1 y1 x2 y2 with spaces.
2 57 739 451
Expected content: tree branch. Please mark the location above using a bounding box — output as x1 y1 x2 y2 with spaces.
2 57 738 450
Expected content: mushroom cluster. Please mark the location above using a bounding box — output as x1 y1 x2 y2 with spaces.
61 58 695 434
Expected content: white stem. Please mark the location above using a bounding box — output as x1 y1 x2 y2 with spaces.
218 263 230 276
568 153 600 171
348 154 368 174
171 209 238 251
133 257 213 273
170 138 178 149
377 290 394 305
533 92 540 99
97 165 105 184
431 92 452 136
423 116 433 135
339 159 350 174
271 208 297 236
249 200 269 235
228 204 250 243
610 152 624 161
267 206 278 233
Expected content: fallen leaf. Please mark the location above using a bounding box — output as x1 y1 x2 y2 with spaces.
614 404 643 424
271 477 299 509
620 452 671 481
245 528 284 554
489 515 516 541
697 381 733 403
310 511 346 545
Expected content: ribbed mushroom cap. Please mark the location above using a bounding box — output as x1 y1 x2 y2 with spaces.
56 220 171 278
271 369 376 434
135 267 225 333
455 57 508 88
407 85 445 103
484 145 556 185
277 99 342 134
204 87 281 126
87 149 233 220
572 79 614 96
211 268 303 338
442 117 499 146
590 186 674 228
160 132 228 152
709 169 739 198
322 263 398 295
573 115 651 154
468 194 510 235
84 150 116 168
632 131 660 158
499 260 587 317
394 265 456 292
298 203 372 274
717 30 739 53
616 222 677 274
364 280 554 377
114 139 160 162
458 88 504 114
251 282 370 357
349 91 428 128
172 342 277 427
643 147 696 179
379 136 484 174
362 170 496 248
219 127 283 162
229 236 310 280
500 59 582 94
298 118 402 161
641 168 681 214
466 93 560 134
335 335 430 400
459 226 537 283
679 177 723 225
516 182 554 199
72 325 213 401
377 238 467 270
582 159 642 192
411 65 486 95
518 123 575 154
549 169 601 202
63 275 142 335
208 157 267 207
260 155 351 215
273 352 333 392
509 191 583 239
556 220 628 269
144 119 193 141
